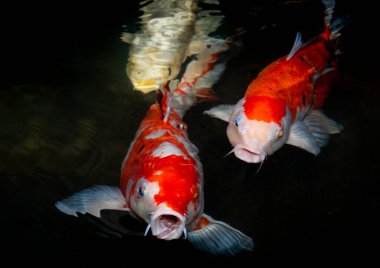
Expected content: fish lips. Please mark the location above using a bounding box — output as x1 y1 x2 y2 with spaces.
150 210 186 240
234 145 265 163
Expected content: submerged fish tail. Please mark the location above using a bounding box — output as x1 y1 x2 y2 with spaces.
321 0 349 46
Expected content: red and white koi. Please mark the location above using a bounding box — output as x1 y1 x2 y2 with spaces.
205 0 344 163
55 55 253 255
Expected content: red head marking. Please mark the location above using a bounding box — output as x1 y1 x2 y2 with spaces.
243 95 286 124
149 155 199 215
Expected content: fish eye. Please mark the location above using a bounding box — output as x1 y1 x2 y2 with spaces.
234 115 242 127
277 128 284 138
177 123 185 130
137 186 145 197
193 189 199 199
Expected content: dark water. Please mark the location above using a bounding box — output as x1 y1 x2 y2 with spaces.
1 0 379 266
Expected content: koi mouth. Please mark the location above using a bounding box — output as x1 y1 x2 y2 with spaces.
234 147 264 164
159 215 179 228
157 215 181 239
149 210 186 240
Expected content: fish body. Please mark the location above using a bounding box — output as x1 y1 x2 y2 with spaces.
119 97 203 240
55 53 253 255
122 0 226 93
205 0 343 163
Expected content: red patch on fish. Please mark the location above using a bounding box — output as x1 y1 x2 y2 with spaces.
149 155 199 215
243 95 286 124
242 28 337 123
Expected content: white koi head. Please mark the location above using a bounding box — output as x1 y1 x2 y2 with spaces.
205 96 291 163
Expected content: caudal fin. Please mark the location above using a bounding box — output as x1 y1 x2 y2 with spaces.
322 0 349 43
322 0 335 26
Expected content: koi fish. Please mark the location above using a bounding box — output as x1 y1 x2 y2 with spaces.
55 71 253 255
205 0 344 163
121 0 226 93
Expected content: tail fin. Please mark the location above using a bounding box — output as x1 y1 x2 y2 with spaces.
321 0 349 54
322 0 349 39
322 0 335 27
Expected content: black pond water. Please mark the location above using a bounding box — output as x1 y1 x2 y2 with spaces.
1 0 378 266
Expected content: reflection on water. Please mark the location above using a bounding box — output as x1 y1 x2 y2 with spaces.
1 0 379 265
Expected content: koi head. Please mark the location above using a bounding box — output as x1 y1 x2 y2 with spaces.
228 96 291 163
127 154 203 240
205 96 291 163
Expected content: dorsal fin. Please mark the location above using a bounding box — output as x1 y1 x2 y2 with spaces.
168 79 179 93
286 32 303 61
162 80 179 122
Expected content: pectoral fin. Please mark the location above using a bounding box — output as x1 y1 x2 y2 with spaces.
287 120 321 155
187 214 254 255
204 104 234 122
55 185 128 217
304 110 343 135
287 110 342 155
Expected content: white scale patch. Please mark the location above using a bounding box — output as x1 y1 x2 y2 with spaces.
174 134 203 172
174 135 199 157
145 130 168 139
152 142 188 158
